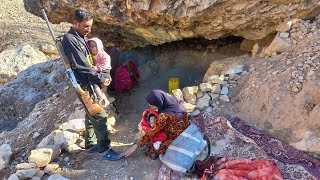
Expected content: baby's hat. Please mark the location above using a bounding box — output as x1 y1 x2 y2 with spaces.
87 37 104 53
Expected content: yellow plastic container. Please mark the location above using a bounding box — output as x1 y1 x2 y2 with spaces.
168 78 180 94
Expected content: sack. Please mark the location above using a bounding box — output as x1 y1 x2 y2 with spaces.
159 123 210 174
114 60 140 91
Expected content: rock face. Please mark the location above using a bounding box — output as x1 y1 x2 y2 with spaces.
241 17 320 58
0 59 67 121
234 34 320 153
23 0 319 49
0 45 47 80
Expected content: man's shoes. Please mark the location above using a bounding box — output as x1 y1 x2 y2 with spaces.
87 144 109 153
101 149 123 161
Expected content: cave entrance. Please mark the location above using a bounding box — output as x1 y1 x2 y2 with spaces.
107 35 246 124
109 36 245 90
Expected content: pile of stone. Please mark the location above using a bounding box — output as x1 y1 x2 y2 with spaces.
1 143 69 180
4 107 117 180
173 65 246 116
289 40 320 92
36 119 86 153
239 16 320 93
0 99 120 180
285 15 320 92
289 18 319 44
241 16 320 58
4 119 86 179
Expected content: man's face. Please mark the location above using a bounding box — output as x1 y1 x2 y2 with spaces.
73 19 93 37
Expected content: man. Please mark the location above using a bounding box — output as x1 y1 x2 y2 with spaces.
62 8 122 161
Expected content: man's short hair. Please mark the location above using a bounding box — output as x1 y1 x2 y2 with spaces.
74 8 92 22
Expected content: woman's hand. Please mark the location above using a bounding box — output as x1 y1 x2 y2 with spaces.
122 144 138 157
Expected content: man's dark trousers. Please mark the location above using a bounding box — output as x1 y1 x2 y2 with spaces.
77 93 110 150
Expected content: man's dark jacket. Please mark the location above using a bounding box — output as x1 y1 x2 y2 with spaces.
62 28 109 90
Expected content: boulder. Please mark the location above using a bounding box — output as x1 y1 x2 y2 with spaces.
185 95 197 105
0 60 67 121
211 84 221 94
279 32 290 38
263 35 291 57
37 133 54 148
220 86 229 95
203 64 229 82
0 45 47 80
106 114 118 134
8 174 19 180
276 20 296 32
182 86 196 99
52 130 81 153
223 65 244 75
16 163 38 170
199 83 212 92
35 170 45 179
196 93 211 109
0 144 12 170
171 89 184 101
209 93 219 101
191 110 201 117
48 174 70 180
40 43 58 55
44 163 60 174
205 107 213 113
28 145 61 167
250 34 276 57
196 90 204 98
183 102 196 113
191 86 199 94
219 95 230 103
15 169 39 179
59 119 85 132
207 75 226 85
291 130 320 154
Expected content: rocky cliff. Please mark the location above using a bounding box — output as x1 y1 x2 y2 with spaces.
24 0 319 49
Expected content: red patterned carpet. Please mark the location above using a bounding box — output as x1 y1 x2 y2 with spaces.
157 113 318 180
